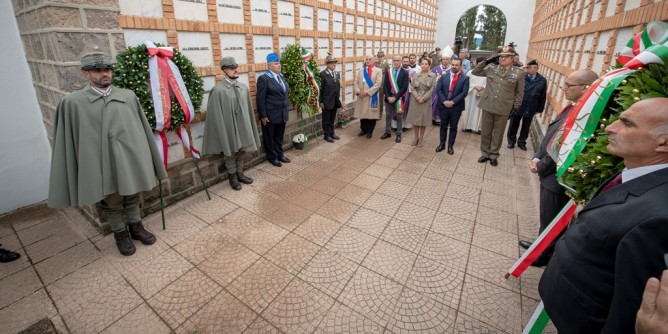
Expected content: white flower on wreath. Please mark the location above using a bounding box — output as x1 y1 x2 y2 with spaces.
292 133 308 143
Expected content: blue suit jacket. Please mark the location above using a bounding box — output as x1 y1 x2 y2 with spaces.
256 72 289 123
436 71 470 112
383 67 409 102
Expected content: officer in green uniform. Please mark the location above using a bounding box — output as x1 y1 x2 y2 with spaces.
374 50 389 114
472 45 525 166
48 52 168 256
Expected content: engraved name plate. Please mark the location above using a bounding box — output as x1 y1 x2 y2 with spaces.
317 8 329 31
301 37 314 53
220 33 246 64
277 1 295 29
174 0 207 21
251 0 271 27
300 5 313 30
217 0 243 24
346 14 354 33
332 11 343 33
118 0 163 18
333 39 343 58
253 35 274 64
178 32 213 67
279 36 296 53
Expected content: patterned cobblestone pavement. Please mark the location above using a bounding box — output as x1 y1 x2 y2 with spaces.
0 121 557 333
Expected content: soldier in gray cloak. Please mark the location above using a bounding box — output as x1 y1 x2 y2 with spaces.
202 57 261 190
48 52 168 256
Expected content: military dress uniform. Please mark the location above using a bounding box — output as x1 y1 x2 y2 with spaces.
472 46 525 165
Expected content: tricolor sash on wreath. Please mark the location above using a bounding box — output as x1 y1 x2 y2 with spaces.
387 67 404 114
363 67 379 113
144 40 200 169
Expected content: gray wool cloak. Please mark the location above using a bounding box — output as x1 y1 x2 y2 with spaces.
201 79 261 156
48 85 168 208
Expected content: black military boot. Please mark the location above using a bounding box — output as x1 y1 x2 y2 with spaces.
114 230 136 256
237 172 253 185
229 173 242 190
128 221 157 245
0 244 20 262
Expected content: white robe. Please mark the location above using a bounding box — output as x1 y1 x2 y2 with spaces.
461 70 487 132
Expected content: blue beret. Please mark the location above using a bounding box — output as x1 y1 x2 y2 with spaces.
266 53 280 63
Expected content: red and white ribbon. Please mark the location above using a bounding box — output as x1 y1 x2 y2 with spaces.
144 41 199 168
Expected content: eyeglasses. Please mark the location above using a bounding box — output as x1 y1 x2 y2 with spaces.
561 83 587 89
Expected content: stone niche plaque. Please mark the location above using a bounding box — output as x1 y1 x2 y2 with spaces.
345 39 354 57
366 0 374 14
333 0 343 6
389 23 395 38
390 4 395 20
124 29 167 48
383 2 390 17
591 31 609 73
366 19 373 36
357 17 364 34
356 40 364 57
375 2 382 16
346 14 354 33
365 40 373 55
279 36 295 53
201 76 215 110
174 0 207 21
178 32 213 67
317 38 329 58
345 85 354 102
277 1 295 29
190 121 205 153
166 131 185 164
253 35 274 64
317 8 329 31
345 62 353 80
300 5 314 30
346 0 354 10
357 0 364 12
375 20 381 37
220 33 246 64
333 11 343 33
217 0 243 24
251 0 272 27
301 37 314 53
118 0 162 18
333 39 343 58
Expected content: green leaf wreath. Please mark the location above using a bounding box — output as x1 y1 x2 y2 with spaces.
561 63 668 203
280 44 320 117
112 43 204 130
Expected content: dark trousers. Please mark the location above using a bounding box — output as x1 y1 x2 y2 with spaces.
438 108 462 147
322 107 337 137
507 115 534 146
539 183 571 260
262 121 286 161
359 119 377 135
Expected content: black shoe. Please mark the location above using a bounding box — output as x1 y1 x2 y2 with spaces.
128 221 157 245
489 159 499 166
114 230 136 256
0 245 20 263
477 156 489 163
435 144 445 152
331 134 340 140
518 144 527 151
507 143 515 149
519 240 532 250
395 134 401 143
237 172 253 184
278 156 291 163
380 132 391 140
358 131 366 136
462 128 472 133
324 136 335 143
270 159 282 167
447 146 454 155
366 133 372 139
228 174 242 190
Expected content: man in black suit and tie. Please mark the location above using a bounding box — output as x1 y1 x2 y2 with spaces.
380 54 409 143
539 97 668 333
435 58 469 155
319 53 342 143
521 69 599 266
257 52 290 167
507 59 547 150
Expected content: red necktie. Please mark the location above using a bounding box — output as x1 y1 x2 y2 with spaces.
448 72 459 99
600 173 623 193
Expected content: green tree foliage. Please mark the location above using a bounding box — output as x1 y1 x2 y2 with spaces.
478 6 507 51
562 63 668 203
280 44 320 117
455 6 479 50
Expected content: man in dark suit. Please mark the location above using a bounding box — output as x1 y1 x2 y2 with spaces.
507 59 547 150
435 58 469 155
319 53 342 143
257 52 290 167
522 69 598 266
539 97 668 333
379 54 409 143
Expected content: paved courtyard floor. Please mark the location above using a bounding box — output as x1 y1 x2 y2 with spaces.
0 121 557 333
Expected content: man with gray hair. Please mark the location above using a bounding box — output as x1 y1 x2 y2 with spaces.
540 97 668 333
202 56 261 190
459 48 471 73
48 52 167 256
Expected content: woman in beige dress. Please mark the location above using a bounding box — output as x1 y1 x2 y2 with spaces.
406 58 437 147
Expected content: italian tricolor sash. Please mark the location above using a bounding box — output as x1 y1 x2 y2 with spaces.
388 67 404 114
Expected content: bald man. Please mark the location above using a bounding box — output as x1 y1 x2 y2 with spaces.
354 54 383 138
539 98 668 333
